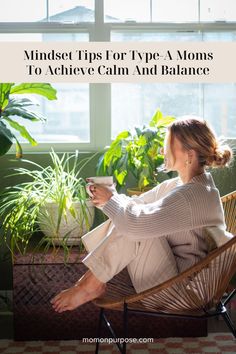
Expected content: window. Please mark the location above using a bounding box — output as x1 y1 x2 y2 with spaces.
111 83 236 138
48 0 95 23
111 30 236 138
0 0 236 151
111 83 201 137
200 0 236 22
104 0 151 22
0 33 89 41
152 0 199 23
0 0 95 22
111 31 202 42
0 0 46 22
14 84 90 144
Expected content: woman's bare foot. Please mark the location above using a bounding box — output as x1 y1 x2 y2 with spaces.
50 271 106 313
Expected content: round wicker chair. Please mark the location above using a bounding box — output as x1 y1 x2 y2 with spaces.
93 190 236 354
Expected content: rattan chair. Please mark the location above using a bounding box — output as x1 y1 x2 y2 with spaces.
93 190 236 354
221 190 236 234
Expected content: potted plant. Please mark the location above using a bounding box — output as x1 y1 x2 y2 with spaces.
97 109 175 194
0 83 57 158
0 150 96 257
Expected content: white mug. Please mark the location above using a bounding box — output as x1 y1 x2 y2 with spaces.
86 176 114 197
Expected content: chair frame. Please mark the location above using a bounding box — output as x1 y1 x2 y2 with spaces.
95 288 236 354
94 190 236 354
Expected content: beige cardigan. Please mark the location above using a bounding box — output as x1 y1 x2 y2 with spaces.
103 172 225 272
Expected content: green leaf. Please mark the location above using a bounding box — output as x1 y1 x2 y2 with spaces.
96 154 107 176
104 140 122 166
3 117 38 146
114 170 127 186
138 171 150 190
137 135 147 147
134 127 142 137
0 121 14 156
116 130 130 140
10 83 57 100
6 96 39 108
3 105 46 122
0 83 14 110
156 115 176 128
149 110 163 127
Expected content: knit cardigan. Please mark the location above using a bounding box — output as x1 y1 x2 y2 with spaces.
102 172 225 272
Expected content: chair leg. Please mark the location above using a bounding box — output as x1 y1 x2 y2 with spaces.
221 310 236 338
102 312 123 353
95 308 104 354
223 289 236 307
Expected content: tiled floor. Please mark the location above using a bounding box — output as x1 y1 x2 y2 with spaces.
1 300 236 353
0 334 236 354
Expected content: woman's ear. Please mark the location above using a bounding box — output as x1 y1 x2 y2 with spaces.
188 149 197 162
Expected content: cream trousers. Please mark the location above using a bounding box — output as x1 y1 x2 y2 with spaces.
81 219 178 293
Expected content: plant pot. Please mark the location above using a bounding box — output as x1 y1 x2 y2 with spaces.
127 186 153 197
38 200 95 245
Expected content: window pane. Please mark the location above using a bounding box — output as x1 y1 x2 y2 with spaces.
204 84 236 138
203 32 236 41
48 0 94 22
0 0 94 22
111 31 236 42
104 0 151 22
152 0 198 22
0 0 46 22
200 0 236 22
112 84 236 139
111 31 201 42
111 83 201 138
0 33 89 41
13 84 90 143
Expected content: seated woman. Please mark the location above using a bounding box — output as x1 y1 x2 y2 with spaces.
51 117 232 313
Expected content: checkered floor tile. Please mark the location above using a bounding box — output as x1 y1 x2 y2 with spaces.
0 334 236 354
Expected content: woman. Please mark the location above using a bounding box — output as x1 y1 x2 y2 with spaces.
51 117 232 313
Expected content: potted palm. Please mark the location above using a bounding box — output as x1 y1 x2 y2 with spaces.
97 109 175 194
0 150 96 257
0 83 57 158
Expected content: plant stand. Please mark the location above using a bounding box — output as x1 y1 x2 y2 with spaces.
13 248 207 340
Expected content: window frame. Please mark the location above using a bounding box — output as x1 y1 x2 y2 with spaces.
0 0 236 153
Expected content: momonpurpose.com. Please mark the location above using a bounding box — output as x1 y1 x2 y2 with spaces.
82 337 154 344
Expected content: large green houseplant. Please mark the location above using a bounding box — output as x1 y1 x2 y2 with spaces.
0 83 57 158
0 150 96 258
97 110 175 192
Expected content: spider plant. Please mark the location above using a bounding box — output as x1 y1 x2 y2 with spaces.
0 150 96 259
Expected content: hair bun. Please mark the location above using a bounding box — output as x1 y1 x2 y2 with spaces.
211 145 233 167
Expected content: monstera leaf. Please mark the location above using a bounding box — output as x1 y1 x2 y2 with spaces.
0 83 57 158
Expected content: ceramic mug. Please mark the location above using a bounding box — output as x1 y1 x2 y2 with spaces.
86 176 114 197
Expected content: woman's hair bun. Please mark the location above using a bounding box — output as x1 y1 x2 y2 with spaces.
168 117 234 169
208 145 233 168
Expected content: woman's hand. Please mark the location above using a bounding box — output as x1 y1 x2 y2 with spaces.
89 184 116 207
